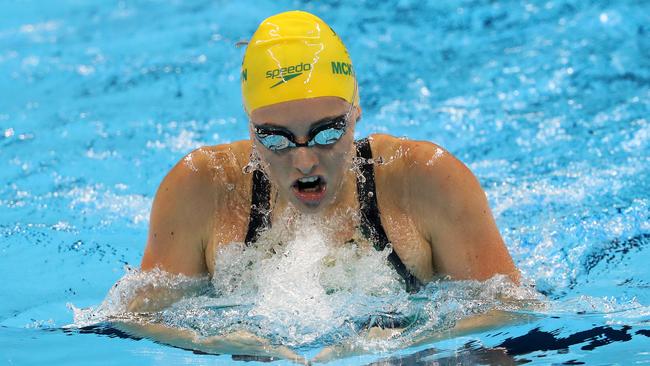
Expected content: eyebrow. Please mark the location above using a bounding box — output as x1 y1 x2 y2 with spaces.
253 114 346 133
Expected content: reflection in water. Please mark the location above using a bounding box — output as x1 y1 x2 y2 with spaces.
498 325 634 354
368 325 650 366
56 321 650 364
368 342 516 366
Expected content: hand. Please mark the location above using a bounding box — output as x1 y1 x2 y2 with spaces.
196 330 308 364
311 326 404 363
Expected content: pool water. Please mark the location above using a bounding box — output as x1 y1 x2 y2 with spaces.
1 0 649 364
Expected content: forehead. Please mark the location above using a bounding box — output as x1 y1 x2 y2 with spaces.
250 97 349 130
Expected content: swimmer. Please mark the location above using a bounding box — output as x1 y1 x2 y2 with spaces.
118 10 520 362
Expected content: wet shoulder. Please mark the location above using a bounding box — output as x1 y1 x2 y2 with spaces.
368 134 483 221
188 140 252 182
367 134 456 192
165 140 253 208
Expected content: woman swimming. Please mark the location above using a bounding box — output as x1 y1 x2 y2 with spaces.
124 10 520 361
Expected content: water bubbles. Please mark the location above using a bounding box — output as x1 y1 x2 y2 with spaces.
70 240 83 251
183 153 198 172
52 221 73 231
242 150 262 174
426 147 445 166
71 205 540 351
249 221 335 339
242 162 255 174
351 156 367 183
599 13 609 24
200 210 415 345
70 268 209 327
76 65 95 76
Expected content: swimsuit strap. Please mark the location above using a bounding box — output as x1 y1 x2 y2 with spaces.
355 138 422 293
244 169 271 245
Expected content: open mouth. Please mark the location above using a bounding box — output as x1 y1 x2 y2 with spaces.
291 176 327 206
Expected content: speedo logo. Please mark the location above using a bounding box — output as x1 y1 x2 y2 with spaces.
265 62 311 88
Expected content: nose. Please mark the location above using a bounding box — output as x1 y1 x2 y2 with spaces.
292 147 319 175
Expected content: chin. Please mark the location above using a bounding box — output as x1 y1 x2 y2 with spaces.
290 196 329 214
290 189 339 215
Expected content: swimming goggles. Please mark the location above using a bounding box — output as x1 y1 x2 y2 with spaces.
253 114 347 152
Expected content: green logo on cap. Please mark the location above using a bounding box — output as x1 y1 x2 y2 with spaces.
265 62 312 89
331 61 353 76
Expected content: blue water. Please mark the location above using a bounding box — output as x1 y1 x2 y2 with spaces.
1 0 649 364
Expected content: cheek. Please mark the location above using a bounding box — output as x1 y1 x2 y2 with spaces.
260 154 286 176
322 141 355 174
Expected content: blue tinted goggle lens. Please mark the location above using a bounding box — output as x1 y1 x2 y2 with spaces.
254 116 347 152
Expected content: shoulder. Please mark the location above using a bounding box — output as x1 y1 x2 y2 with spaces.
368 134 482 217
160 140 252 190
141 140 252 274
154 140 252 219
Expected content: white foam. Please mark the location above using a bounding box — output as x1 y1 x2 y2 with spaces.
249 219 336 341
209 211 407 345
70 267 206 328
67 184 151 225
71 209 541 349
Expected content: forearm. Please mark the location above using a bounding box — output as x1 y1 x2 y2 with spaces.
113 320 205 351
312 310 537 363
126 284 188 313
113 320 307 363
119 269 209 313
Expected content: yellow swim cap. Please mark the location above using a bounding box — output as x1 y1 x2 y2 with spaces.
241 11 358 114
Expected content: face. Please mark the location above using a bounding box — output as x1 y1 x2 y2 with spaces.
249 97 360 213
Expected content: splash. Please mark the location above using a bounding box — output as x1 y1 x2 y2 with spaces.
70 208 543 353
70 267 208 327
209 210 408 346
242 147 263 175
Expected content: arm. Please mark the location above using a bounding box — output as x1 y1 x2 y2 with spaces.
119 147 305 361
139 149 215 278
311 310 536 363
124 149 214 313
407 142 519 282
113 321 307 364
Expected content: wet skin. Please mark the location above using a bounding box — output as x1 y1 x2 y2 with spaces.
140 96 519 284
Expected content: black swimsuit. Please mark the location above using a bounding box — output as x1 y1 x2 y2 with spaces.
244 138 422 293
